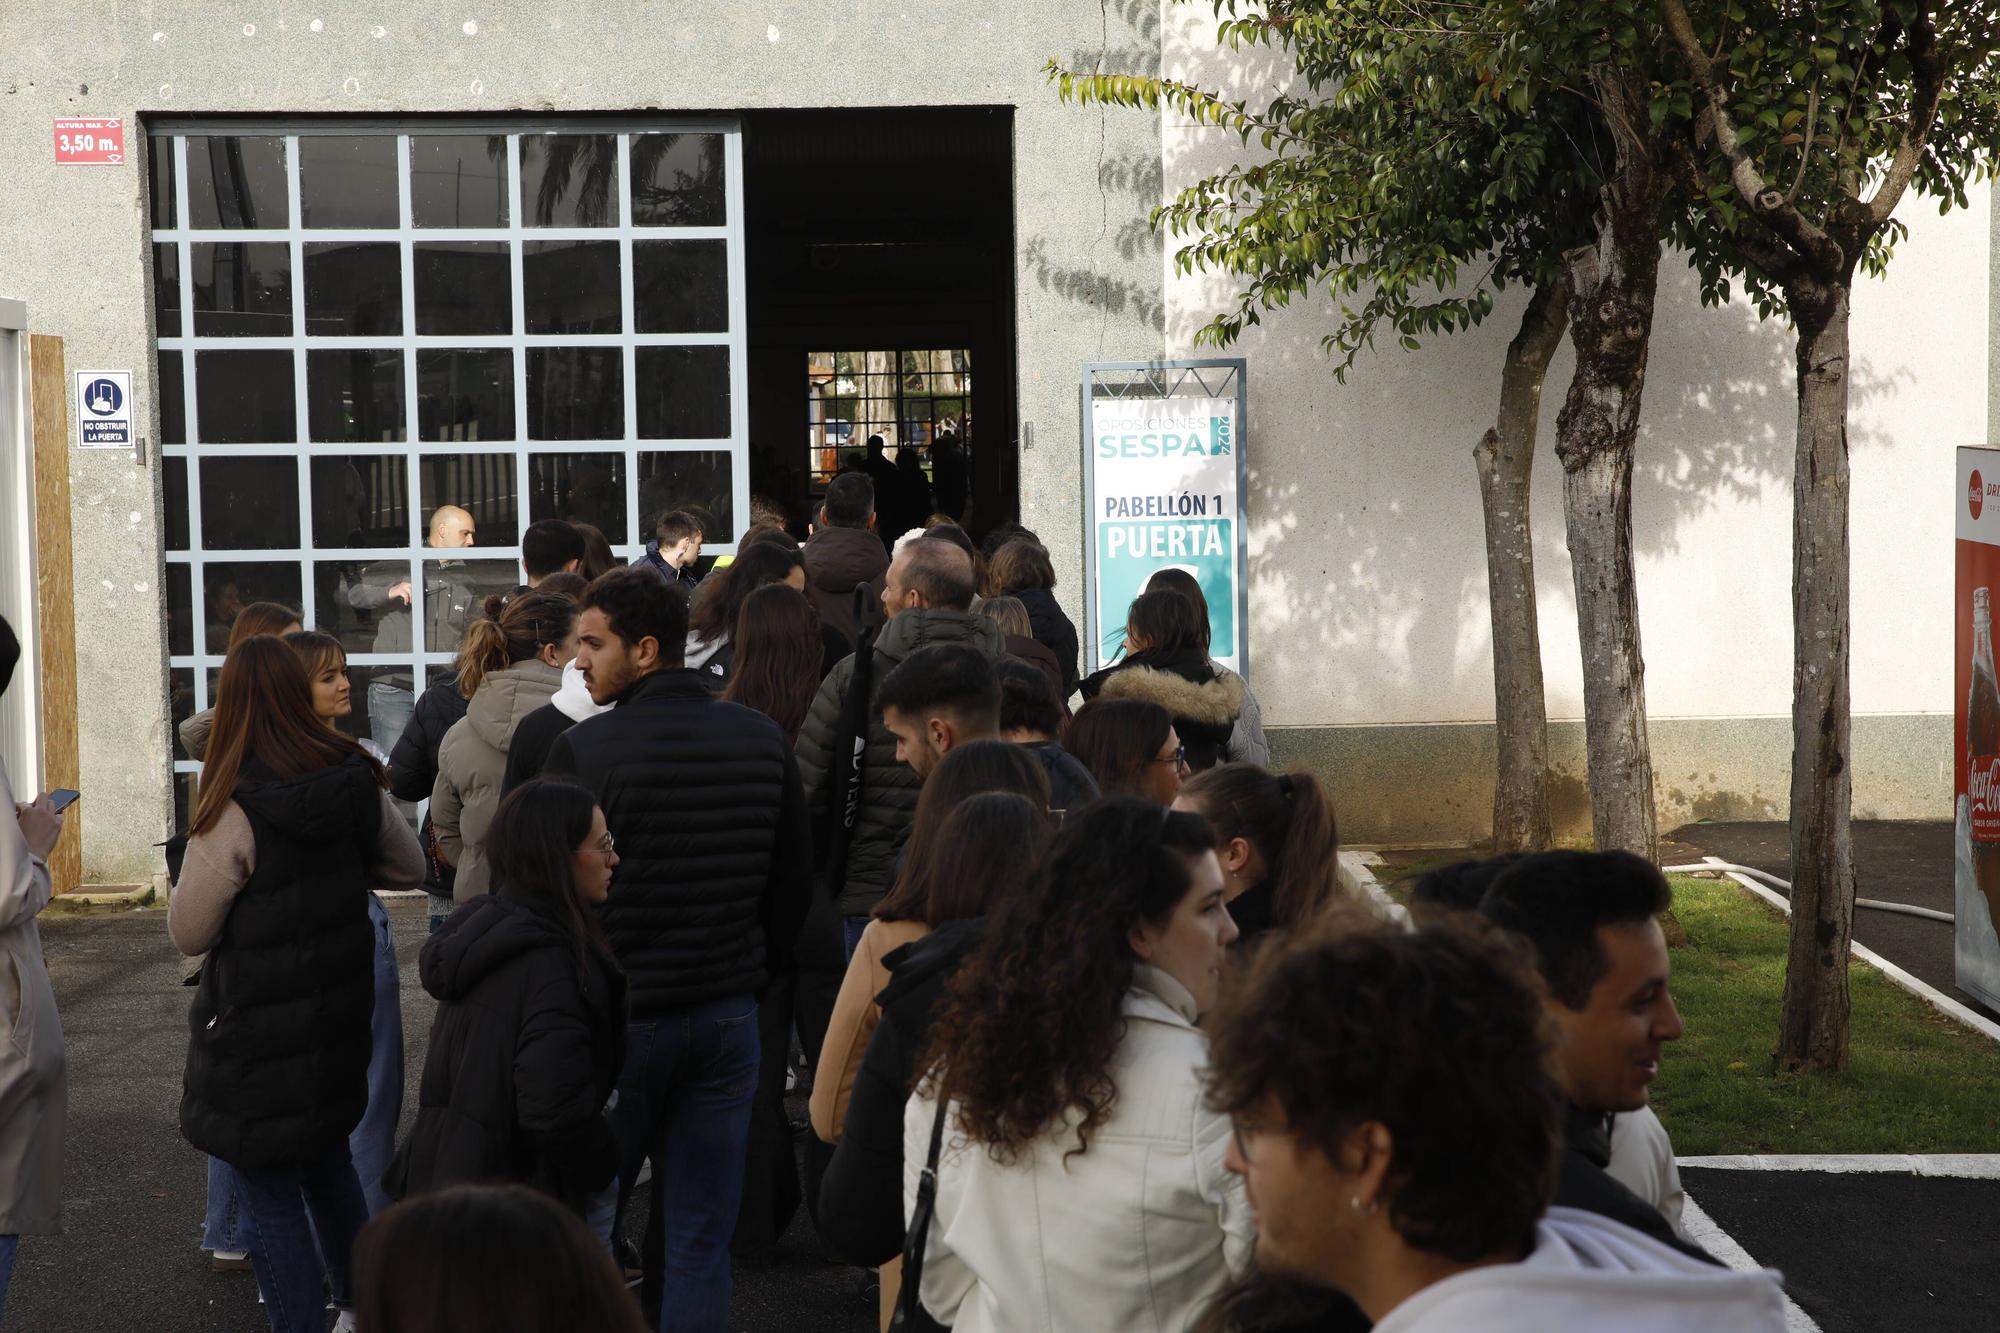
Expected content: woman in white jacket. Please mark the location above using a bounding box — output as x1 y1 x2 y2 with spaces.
905 798 1252 1332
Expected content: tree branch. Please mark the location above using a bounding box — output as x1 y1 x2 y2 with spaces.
1861 3 1945 224
1660 0 1843 272
1667 140 1803 287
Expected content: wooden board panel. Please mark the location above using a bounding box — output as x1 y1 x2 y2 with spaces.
29 335 80 894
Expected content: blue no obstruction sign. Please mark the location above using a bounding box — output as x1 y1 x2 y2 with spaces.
75 369 133 448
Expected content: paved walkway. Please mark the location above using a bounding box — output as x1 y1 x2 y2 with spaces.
12 903 875 1333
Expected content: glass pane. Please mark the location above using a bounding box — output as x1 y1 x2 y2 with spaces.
341 664 429 751
527 348 622 441
170 668 195 761
422 456 520 548
158 349 186 446
411 135 509 228
203 562 303 653
153 244 182 332
313 456 409 548
413 242 512 335
199 456 300 550
636 346 729 440
421 559 520 655
299 135 399 229
164 457 190 551
530 453 628 545
523 241 620 334
335 559 414 654
166 563 193 656
148 137 176 229
307 349 406 443
191 242 292 337
195 350 296 444
519 134 619 228
633 239 727 333
186 135 289 229
637 451 733 543
304 243 402 336
417 350 514 442
630 133 725 226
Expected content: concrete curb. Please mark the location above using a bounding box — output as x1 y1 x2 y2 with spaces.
49 883 157 911
1679 1154 2000 1178
1335 850 1410 926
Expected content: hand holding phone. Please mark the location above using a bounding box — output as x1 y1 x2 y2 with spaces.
15 792 70 860
49 789 81 814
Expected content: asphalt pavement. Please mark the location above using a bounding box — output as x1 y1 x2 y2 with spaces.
9 901 875 1333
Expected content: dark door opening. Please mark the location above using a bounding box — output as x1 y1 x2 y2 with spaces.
741 107 1017 542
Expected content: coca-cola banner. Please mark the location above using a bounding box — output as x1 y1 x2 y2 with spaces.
1954 446 2000 1011
1081 360 1250 679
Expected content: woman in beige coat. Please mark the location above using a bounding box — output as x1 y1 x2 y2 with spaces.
432 589 579 902
0 615 69 1321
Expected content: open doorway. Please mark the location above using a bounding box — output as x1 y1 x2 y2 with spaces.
742 107 1015 542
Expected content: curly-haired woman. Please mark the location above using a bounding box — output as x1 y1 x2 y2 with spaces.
904 797 1251 1331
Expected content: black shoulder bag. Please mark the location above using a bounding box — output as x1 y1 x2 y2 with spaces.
891 1097 951 1332
817 586 879 894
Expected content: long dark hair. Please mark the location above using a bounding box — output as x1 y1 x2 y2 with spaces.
483 780 614 967
353 1184 646 1333
1144 568 1211 655
688 542 805 644
224 601 302 652
872 740 1050 923
572 523 620 580
924 794 1052 926
922 798 1216 1162
455 590 578 698
194 637 382 836
1179 763 1345 931
1064 697 1173 798
1124 588 1207 658
721 584 821 743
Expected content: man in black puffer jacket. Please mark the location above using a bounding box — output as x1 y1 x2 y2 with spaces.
543 569 811 1327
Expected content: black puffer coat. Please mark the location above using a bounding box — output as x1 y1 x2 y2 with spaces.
388 675 469 898
385 894 626 1214
179 755 382 1170
1011 586 1081 700
544 669 813 1016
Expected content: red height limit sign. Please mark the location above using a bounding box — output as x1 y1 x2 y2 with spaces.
54 118 125 165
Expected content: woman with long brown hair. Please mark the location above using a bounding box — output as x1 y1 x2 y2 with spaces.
683 542 807 684
178 602 304 762
1142 567 1269 766
1175 763 1346 945
430 590 579 901
987 539 1078 699
720 584 823 743
1064 696 1183 803
168 637 425 1332
904 797 1250 1330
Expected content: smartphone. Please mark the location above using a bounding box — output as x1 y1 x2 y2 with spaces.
48 789 81 814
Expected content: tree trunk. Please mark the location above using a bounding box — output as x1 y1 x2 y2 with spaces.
1476 278 1570 852
1553 74 1665 862
1777 277 1856 1073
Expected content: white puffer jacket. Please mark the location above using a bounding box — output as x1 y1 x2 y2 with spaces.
904 965 1252 1332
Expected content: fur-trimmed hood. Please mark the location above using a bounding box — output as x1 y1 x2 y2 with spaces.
1095 662 1244 728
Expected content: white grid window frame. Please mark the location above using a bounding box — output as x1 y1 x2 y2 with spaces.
152 117 750 789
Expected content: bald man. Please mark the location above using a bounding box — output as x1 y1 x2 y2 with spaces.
346 502 481 750
794 536 1007 957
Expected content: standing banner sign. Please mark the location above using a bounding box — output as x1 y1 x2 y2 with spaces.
1081 359 1249 679
1954 446 2000 1011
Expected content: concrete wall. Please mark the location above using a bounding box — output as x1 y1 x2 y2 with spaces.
0 1 1165 880
1163 6 1986 833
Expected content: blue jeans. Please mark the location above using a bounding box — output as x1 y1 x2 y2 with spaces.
367 680 416 756
204 894 402 1252
842 915 870 961
233 1145 368 1332
0 1234 16 1325
611 995 759 1333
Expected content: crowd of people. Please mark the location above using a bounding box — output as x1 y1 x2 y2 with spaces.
0 470 1795 1331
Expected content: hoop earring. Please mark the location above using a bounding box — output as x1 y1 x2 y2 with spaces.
1350 1196 1379 1217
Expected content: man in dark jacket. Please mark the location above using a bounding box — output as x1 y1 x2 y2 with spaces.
633 508 703 596
795 539 1004 955
542 569 812 1326
1478 850 1713 1264
388 674 469 929
803 471 888 651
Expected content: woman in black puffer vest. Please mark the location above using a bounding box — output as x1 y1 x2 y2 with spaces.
170 638 426 1333
386 779 628 1235
1079 589 1245 773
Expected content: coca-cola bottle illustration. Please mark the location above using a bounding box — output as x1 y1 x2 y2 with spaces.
1967 587 2000 922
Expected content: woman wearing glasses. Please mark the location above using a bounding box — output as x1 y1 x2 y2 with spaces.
903 798 1252 1331
386 780 628 1244
1064 697 1187 804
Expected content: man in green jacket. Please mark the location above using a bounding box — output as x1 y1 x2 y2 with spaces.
796 537 1004 956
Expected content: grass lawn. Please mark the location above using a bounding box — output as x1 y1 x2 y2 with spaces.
1655 873 2000 1155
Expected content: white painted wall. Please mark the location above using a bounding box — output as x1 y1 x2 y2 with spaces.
1163 6 1989 732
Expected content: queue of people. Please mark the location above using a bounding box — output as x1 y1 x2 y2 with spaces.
0 480 1795 1333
